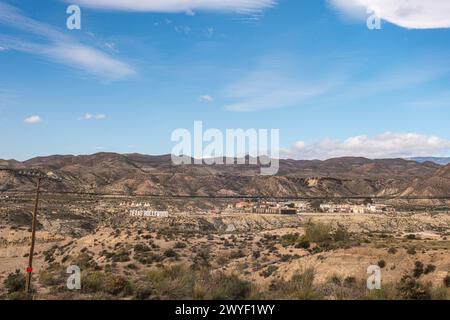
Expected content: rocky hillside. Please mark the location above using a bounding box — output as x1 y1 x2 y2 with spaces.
0 152 448 198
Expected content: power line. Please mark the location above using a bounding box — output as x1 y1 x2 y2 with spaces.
2 189 450 200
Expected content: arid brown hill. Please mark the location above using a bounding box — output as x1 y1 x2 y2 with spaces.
0 153 447 198
404 164 450 197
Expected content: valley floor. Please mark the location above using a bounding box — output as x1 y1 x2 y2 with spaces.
0 196 449 300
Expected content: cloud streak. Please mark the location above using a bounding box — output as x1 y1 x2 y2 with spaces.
222 54 449 112
69 0 276 14
0 2 135 80
24 115 42 124
283 132 450 160
330 0 450 29
199 95 213 103
223 68 338 112
80 113 106 120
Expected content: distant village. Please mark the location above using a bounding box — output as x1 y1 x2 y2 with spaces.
115 199 395 215
226 200 394 215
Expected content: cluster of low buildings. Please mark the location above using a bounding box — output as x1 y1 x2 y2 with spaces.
319 203 391 214
230 200 311 215
230 200 393 215
117 199 393 215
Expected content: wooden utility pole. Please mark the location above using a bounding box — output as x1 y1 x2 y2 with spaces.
25 177 41 295
0 168 62 298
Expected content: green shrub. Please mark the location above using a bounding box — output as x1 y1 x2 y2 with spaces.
286 268 321 299
252 251 261 259
388 247 397 254
174 242 187 249
269 267 321 300
72 252 98 269
216 256 229 265
133 283 153 300
333 227 350 242
111 250 131 263
413 261 424 278
424 264 436 275
443 274 450 288
377 260 386 269
164 249 177 258
82 271 132 296
134 244 151 252
135 252 163 265
192 248 210 269
396 275 431 300
103 275 132 295
229 250 246 260
4 270 25 293
280 233 299 247
303 222 331 243
203 273 252 300
141 265 253 300
146 265 196 299
343 276 357 288
260 265 278 278
5 291 29 300
39 263 66 287
81 271 105 293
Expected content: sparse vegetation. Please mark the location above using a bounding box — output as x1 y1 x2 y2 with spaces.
82 271 132 296
269 267 321 300
396 275 431 300
303 222 331 243
174 242 187 249
39 263 66 287
4 270 25 293
1 195 449 301
377 260 386 268
413 261 424 278
388 247 397 254
443 274 450 288
163 249 177 258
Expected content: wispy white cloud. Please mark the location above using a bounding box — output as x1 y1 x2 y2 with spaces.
80 113 106 120
174 25 192 35
24 115 42 124
69 0 276 14
223 64 340 112
222 54 449 112
199 95 213 103
327 62 450 104
0 2 135 81
283 132 450 160
329 0 450 29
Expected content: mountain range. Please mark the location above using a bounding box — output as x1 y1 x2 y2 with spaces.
1 153 450 199
408 157 450 166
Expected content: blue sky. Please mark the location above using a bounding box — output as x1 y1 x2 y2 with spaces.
1 0 450 160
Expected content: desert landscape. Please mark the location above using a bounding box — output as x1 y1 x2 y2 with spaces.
0 153 449 300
